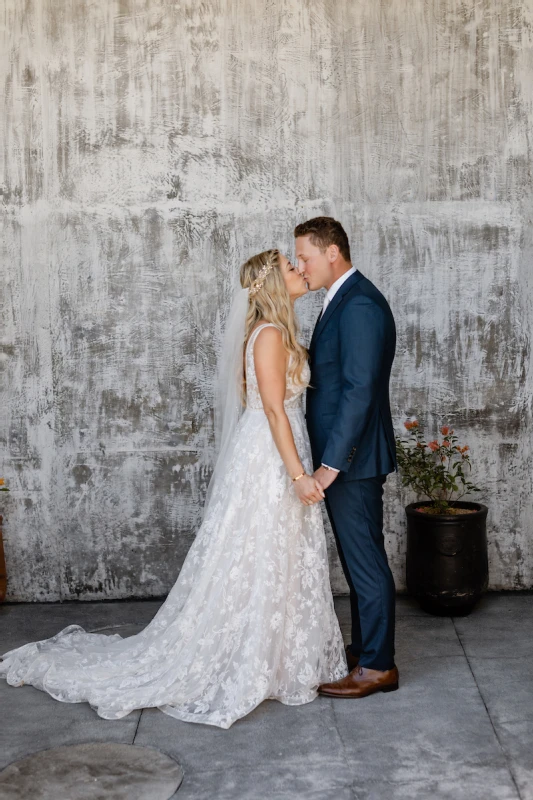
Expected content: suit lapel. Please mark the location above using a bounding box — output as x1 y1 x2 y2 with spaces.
310 270 363 351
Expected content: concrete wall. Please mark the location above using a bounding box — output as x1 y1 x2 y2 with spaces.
1 0 532 600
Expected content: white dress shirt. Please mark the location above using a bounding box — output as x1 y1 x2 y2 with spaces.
319 266 357 320
320 266 357 473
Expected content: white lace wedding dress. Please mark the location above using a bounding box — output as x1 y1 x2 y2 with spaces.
0 323 347 729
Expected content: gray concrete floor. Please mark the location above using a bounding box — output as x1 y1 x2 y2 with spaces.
1 595 532 800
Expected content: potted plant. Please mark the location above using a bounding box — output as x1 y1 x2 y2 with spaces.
0 478 9 602
396 421 488 616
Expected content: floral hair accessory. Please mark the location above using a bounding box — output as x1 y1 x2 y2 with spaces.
249 254 277 297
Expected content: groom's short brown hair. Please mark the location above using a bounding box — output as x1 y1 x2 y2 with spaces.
294 217 351 262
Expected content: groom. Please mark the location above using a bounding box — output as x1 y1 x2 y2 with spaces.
295 217 399 698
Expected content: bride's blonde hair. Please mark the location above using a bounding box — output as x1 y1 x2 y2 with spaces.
240 249 309 404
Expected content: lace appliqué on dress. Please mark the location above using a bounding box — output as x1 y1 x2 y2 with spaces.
0 323 347 728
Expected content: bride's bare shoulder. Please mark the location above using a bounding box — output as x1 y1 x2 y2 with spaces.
249 323 282 343
252 326 287 372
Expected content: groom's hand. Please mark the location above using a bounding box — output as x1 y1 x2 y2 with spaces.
294 474 325 505
313 466 339 490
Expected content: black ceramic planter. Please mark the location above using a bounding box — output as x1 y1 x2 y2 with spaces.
405 501 489 616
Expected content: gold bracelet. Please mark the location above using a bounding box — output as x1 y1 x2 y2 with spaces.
292 471 306 482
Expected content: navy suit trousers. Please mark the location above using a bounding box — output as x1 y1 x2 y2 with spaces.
324 475 396 671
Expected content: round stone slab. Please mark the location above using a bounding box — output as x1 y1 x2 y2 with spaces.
0 743 183 799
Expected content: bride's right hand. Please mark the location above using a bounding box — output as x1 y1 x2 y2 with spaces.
293 474 325 506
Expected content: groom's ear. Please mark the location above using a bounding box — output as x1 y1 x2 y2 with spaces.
328 244 340 263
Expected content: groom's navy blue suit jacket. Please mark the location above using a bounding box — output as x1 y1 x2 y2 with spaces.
306 269 397 482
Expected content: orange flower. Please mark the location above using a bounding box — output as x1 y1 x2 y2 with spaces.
442 440 451 448
0 478 4 486
428 441 439 451
440 426 450 436
459 445 469 454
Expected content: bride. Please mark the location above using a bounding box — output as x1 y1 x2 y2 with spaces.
0 249 347 729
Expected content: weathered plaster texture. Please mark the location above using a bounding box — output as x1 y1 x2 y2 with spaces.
1 1 532 600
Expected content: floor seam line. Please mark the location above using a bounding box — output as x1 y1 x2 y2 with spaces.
132 709 143 745
452 616 523 800
330 697 359 800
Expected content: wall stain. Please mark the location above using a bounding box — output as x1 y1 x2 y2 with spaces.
1 0 532 598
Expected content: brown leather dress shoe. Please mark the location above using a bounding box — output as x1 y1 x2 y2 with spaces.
345 646 360 672
318 665 399 698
